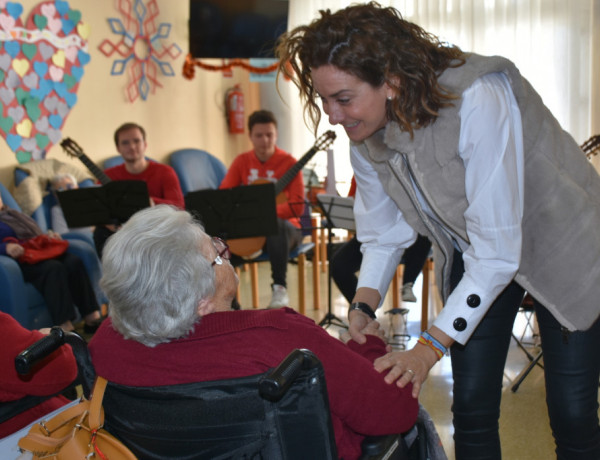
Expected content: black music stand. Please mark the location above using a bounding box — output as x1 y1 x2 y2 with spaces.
57 181 150 227
184 183 278 240
316 194 355 329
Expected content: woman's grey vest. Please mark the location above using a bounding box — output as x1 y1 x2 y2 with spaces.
354 54 600 331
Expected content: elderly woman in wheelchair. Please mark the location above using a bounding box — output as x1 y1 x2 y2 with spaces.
82 205 418 459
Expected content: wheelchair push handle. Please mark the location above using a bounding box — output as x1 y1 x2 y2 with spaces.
258 349 320 401
15 326 65 375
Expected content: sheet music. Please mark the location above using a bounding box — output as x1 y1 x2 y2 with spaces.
317 194 355 231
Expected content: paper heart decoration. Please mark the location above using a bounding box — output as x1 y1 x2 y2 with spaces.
0 0 90 163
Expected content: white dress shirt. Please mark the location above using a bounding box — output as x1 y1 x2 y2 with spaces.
351 72 525 344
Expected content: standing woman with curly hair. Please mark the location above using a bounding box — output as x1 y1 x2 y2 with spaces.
276 2 600 459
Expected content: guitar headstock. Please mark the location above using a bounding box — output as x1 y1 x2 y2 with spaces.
581 134 600 159
314 130 337 152
60 137 84 159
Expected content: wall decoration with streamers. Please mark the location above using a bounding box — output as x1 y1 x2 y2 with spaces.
98 0 181 103
0 0 89 164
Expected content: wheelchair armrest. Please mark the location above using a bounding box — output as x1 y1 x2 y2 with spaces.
15 326 66 374
15 328 95 398
258 349 320 402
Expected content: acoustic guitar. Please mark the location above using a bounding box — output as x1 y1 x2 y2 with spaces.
60 137 112 185
227 130 336 257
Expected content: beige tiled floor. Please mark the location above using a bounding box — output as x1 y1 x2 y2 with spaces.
237 258 568 460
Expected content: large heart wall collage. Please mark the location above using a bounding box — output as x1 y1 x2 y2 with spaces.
0 0 89 163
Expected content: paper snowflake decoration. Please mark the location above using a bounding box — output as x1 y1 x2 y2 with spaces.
98 0 181 102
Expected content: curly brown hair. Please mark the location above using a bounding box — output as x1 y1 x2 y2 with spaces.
276 2 465 137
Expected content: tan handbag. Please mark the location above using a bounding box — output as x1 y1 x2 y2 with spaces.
18 376 137 459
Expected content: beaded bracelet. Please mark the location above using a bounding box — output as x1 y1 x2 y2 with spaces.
418 331 447 360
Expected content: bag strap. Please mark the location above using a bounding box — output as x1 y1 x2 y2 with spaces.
89 376 108 431
17 377 108 455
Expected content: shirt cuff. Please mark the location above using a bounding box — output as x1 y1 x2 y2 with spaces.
432 275 496 344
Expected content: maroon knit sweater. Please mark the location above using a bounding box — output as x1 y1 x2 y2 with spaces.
89 307 418 460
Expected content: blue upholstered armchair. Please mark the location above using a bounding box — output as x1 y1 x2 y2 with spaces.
0 182 104 329
169 149 227 195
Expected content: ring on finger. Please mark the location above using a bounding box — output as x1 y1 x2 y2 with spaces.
406 369 416 377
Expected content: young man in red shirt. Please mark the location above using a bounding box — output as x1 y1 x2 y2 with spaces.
220 110 305 308
93 123 184 257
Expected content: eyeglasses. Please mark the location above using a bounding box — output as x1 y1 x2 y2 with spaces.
211 237 231 266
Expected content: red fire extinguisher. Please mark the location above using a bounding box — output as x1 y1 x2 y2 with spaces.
225 85 245 134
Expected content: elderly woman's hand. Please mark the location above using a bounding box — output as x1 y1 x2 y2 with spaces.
47 230 62 240
5 242 25 259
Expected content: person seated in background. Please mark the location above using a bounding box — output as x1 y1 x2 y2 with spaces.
88 206 418 460
331 177 432 304
0 192 102 333
219 110 305 307
332 233 432 304
93 122 184 257
49 173 93 236
0 312 77 438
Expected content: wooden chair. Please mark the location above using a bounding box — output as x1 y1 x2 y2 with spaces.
236 205 321 315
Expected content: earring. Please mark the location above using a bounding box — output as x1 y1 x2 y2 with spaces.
387 95 392 101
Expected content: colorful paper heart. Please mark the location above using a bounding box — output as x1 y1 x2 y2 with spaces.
0 0 89 163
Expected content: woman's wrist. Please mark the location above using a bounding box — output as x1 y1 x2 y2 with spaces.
348 301 376 319
417 330 448 360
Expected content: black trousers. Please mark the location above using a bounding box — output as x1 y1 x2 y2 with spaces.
265 218 303 288
449 251 600 459
20 252 100 325
330 234 431 303
230 218 303 288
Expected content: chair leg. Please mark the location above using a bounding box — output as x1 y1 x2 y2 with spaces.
250 263 259 309
312 250 320 310
298 253 306 315
310 218 320 310
235 267 242 303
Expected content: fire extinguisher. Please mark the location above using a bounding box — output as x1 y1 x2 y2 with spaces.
225 85 245 134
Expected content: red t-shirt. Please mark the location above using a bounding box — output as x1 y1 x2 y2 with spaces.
0 313 77 438
220 147 305 226
89 308 418 460
105 162 184 209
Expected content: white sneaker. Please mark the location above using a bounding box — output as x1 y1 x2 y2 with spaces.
401 282 417 302
268 284 289 308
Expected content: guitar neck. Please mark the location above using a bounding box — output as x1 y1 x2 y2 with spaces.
583 135 600 159
275 146 318 196
79 154 112 185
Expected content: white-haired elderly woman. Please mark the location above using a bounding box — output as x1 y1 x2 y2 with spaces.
88 205 418 460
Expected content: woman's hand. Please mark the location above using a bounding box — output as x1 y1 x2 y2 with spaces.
347 310 371 344
374 343 440 398
340 317 385 344
5 242 25 259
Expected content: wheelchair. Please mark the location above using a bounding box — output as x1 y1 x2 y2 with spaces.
5 328 431 460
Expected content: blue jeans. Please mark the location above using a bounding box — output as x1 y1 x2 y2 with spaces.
449 252 600 459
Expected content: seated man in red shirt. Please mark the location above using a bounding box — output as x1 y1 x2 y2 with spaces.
219 110 305 307
93 122 184 257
